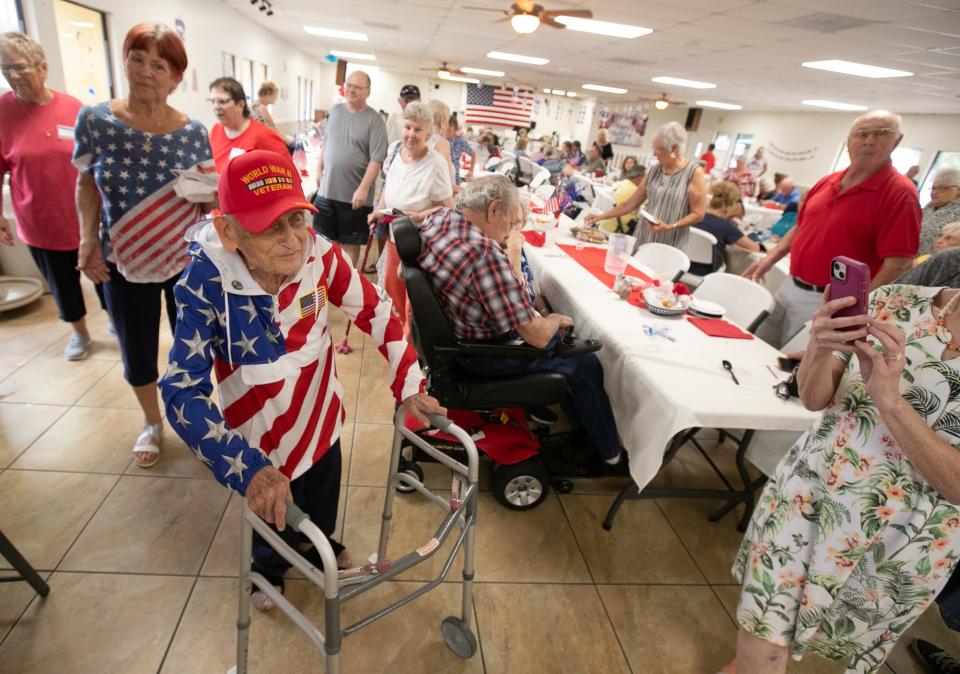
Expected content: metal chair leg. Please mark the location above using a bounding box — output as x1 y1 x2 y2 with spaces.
0 531 49 597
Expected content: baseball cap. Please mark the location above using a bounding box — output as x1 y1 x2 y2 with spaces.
399 84 420 100
215 150 317 234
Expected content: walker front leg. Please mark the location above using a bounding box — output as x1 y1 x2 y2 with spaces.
235 501 254 674
376 425 406 562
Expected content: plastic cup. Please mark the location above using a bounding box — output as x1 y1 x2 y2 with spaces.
604 232 635 275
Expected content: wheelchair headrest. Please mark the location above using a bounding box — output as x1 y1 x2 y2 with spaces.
392 217 421 265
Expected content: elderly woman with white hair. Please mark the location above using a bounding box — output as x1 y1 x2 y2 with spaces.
919 167 960 256
369 100 454 333
585 121 707 249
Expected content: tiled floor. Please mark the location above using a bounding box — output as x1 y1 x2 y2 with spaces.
2 281 959 673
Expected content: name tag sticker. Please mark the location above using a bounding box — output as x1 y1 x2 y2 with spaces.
57 124 74 140
228 147 246 160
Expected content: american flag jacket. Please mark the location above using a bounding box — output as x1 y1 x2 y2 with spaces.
159 222 425 493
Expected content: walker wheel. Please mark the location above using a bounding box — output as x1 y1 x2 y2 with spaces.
396 459 424 493
555 479 574 494
440 616 477 659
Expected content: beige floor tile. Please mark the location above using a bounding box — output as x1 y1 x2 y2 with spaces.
599 584 737 673
657 498 747 584
60 476 228 575
0 353 32 383
0 402 66 468
339 422 354 485
355 351 396 424
0 300 70 358
0 572 48 641
38 329 121 361
476 583 630 673
74 361 140 409
0 470 116 570
560 493 703 583
336 349 362 424
162 577 482 674
712 584 742 625
124 430 216 480
0 356 113 405
11 406 142 473
885 603 960 674
348 422 399 487
0 572 192 674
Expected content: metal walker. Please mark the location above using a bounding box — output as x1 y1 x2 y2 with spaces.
230 411 479 673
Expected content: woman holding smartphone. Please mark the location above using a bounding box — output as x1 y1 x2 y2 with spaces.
720 282 960 674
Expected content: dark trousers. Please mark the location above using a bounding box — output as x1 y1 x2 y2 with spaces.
102 261 178 387
938 566 960 631
27 246 105 323
459 337 622 461
252 441 345 585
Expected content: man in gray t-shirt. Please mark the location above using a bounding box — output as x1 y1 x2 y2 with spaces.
313 70 388 265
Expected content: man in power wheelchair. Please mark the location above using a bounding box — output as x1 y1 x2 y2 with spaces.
393 174 627 510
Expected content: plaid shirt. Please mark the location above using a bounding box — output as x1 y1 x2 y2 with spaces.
418 208 536 340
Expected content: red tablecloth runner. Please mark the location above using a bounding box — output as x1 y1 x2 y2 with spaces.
522 230 546 247
556 244 652 289
686 316 754 339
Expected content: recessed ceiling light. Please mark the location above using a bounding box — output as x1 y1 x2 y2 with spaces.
802 59 913 79
552 89 567 96
802 99 868 111
303 26 368 41
438 71 480 84
486 51 549 66
651 76 716 89
566 91 577 97
696 100 742 110
554 16 652 38
583 83 628 94
330 50 375 61
460 67 505 77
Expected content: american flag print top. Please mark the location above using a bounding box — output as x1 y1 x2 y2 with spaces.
159 224 425 490
72 103 215 283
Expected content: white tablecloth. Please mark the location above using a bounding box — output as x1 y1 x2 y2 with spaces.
524 237 818 490
743 203 784 231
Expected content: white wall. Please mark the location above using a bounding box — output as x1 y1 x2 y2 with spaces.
25 0 324 129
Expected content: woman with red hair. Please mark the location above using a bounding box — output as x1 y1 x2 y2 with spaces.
74 23 215 468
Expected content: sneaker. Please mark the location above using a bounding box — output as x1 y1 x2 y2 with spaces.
912 639 960 674
106 322 117 337
64 332 91 360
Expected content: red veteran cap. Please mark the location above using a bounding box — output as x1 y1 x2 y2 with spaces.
216 150 317 234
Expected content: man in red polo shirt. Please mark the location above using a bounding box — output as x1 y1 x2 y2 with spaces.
744 110 920 347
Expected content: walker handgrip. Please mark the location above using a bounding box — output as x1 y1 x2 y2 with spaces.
427 413 454 433
285 501 309 532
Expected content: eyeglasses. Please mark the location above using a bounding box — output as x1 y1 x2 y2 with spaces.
0 63 35 74
851 128 896 141
207 97 234 106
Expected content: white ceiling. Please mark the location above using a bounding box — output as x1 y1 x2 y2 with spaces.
224 0 960 113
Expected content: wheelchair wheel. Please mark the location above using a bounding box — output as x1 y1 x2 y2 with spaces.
396 458 424 493
492 458 550 510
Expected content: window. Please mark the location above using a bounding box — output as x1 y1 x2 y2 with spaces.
728 133 754 168
222 52 235 78
919 151 960 207
0 0 24 95
238 57 253 103
832 144 923 183
53 0 113 103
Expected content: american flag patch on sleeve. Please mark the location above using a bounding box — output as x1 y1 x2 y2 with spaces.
298 286 327 319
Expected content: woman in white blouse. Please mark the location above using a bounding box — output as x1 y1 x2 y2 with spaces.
369 101 453 333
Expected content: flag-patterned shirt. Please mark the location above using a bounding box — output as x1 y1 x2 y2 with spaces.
418 208 536 340
159 223 424 492
72 102 215 283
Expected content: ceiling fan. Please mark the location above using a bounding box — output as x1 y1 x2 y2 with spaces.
419 62 468 77
651 92 686 110
463 1 592 34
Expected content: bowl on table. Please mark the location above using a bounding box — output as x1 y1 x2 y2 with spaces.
687 297 727 319
642 288 691 317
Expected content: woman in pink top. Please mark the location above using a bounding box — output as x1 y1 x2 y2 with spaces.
0 32 101 360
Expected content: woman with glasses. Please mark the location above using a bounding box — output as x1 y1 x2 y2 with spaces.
919 167 960 256
208 77 288 174
0 32 104 360
74 23 215 468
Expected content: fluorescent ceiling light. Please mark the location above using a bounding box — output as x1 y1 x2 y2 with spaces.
552 89 566 96
543 88 552 93
461 67 504 77
511 14 540 34
566 91 577 97
330 50 375 61
486 51 549 66
802 99 867 111
438 71 480 84
582 83 628 94
696 100 742 110
303 26 368 41
555 16 652 38
651 76 715 89
802 59 913 79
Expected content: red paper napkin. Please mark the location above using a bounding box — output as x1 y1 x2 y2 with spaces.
687 316 754 339
556 244 652 289
627 288 646 308
522 230 546 247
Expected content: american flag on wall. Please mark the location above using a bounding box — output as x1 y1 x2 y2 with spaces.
465 84 535 128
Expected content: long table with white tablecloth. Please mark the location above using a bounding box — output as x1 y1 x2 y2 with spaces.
524 235 818 527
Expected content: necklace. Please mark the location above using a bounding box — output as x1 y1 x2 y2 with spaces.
935 290 960 351
17 94 53 138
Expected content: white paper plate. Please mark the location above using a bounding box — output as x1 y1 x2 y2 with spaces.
688 297 726 317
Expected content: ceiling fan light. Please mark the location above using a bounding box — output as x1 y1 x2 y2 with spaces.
655 99 669 110
511 13 541 34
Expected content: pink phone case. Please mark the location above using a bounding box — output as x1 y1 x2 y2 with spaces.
829 256 870 325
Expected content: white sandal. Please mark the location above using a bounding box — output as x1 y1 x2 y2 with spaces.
133 422 162 468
